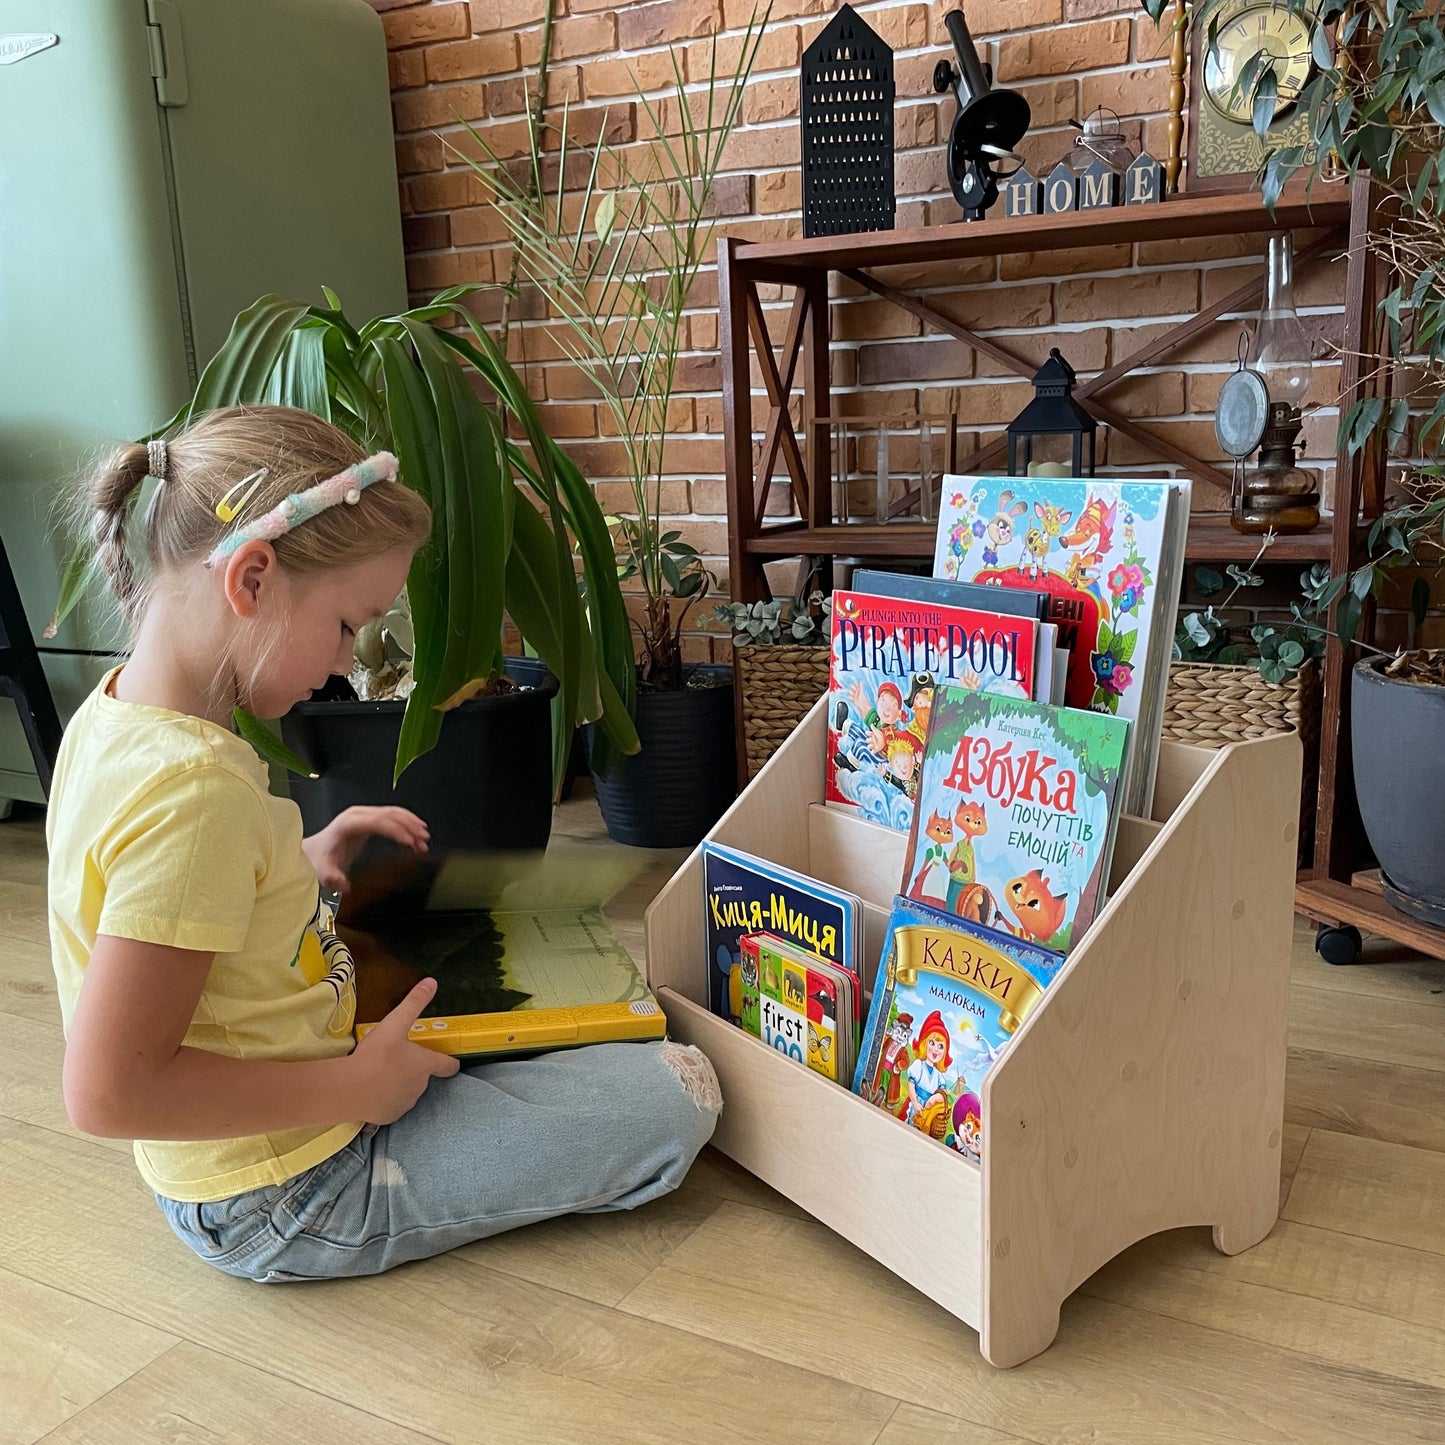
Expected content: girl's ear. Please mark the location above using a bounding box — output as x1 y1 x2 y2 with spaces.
220 540 280 619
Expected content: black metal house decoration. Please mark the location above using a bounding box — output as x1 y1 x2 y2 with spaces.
1006 348 1098 477
800 5 895 239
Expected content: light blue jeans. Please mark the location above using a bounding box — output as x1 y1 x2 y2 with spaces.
157 1041 721 1282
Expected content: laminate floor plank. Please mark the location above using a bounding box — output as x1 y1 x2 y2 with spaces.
0 1011 128 1155
0 1118 900 1445
0 935 62 1026
1289 982 1445 1074
0 1268 175 1445
1283 1128 1445 1257
1082 1221 1445 1389
617 1200 1445 1445
1286 1047 1445 1154
34 1342 446 1445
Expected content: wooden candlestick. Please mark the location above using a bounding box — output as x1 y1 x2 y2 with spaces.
1167 0 1187 193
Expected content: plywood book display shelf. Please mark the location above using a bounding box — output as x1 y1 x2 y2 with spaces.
645 701 1301 1367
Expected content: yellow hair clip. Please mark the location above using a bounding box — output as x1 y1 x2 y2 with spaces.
215 467 268 524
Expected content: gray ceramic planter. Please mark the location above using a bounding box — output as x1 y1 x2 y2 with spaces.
1351 655 1445 925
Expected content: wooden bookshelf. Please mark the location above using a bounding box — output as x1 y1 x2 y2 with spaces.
741 514 1338 564
718 174 1429 964
647 703 1302 1366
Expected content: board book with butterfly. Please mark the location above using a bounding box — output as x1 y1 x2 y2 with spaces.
342 846 664 1059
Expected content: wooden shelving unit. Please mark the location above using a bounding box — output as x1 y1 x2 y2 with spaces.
742 515 1337 563
719 176 1445 965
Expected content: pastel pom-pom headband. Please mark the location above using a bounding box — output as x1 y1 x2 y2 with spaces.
205 452 399 568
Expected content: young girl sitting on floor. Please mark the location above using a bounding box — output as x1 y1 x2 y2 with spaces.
46 404 719 1282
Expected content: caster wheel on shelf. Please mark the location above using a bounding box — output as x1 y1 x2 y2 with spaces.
1315 923 1363 966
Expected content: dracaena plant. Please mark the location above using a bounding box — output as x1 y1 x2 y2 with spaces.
1144 0 1445 675
457 5 770 709
50 289 640 790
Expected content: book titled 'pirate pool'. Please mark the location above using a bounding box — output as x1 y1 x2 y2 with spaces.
826 589 1038 835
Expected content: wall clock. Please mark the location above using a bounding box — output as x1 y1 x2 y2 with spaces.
1185 0 1323 194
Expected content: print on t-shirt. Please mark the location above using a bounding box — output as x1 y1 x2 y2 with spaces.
290 893 356 1038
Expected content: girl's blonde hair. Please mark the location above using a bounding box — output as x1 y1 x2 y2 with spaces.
88 404 433 621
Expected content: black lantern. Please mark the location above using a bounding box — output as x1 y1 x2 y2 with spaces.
1006 348 1096 477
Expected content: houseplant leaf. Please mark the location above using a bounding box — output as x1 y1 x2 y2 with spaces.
398 318 511 716
374 335 450 779
233 707 317 778
186 295 313 419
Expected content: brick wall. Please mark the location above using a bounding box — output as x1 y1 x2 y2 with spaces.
374 0 1349 663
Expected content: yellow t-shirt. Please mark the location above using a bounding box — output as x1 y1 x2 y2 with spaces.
46 668 361 1203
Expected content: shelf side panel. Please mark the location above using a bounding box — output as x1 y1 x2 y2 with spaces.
979 730 1301 1367
660 989 983 1328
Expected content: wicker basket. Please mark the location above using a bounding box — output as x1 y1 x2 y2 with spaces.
1162 658 1321 859
734 644 831 780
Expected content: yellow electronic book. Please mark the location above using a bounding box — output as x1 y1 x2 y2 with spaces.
343 845 665 1060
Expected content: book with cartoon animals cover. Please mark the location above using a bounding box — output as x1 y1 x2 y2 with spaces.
852 896 1067 1160
825 589 1038 834
899 686 1130 956
739 933 858 1085
931 476 1190 817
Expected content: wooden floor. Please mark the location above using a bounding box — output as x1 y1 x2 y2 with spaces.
4 791 1445 1444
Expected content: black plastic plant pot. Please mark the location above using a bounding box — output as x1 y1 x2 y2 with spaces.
502 654 587 802
589 666 738 849
1351 655 1445 927
280 660 559 858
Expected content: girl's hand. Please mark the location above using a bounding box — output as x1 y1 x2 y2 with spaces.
302 806 430 894
349 978 460 1124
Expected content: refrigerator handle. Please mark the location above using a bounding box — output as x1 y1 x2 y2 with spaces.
146 0 189 107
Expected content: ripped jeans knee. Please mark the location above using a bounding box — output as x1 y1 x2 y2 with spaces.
658 1042 723 1113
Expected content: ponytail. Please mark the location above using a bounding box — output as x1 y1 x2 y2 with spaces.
90 441 152 619
78 405 431 634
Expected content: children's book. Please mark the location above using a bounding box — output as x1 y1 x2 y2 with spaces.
850 568 1063 708
740 933 857 1084
931 476 1190 817
701 842 863 1025
343 846 664 1059
899 686 1130 955
852 895 1066 1160
826 589 1038 834
850 568 1050 622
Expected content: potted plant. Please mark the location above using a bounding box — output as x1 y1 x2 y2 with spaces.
1249 0 1445 925
1321 485 1445 924
461 10 768 847
718 585 832 782
1144 0 1445 922
50 290 639 853
1167 543 1327 857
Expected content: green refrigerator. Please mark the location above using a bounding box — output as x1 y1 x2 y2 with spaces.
0 0 408 807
